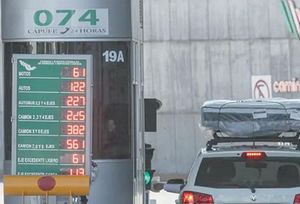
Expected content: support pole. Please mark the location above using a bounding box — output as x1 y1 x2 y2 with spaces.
69 192 72 204
145 191 149 204
22 192 24 204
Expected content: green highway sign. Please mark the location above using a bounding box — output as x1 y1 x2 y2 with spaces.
12 54 92 176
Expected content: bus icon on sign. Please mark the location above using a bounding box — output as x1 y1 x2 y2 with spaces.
251 75 272 99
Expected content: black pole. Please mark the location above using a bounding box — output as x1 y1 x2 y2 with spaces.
145 191 149 204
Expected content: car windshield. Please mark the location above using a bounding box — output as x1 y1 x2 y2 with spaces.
195 157 300 188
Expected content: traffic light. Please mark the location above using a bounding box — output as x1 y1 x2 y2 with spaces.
144 143 155 191
144 98 162 132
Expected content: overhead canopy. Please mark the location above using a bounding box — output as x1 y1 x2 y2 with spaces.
2 0 132 41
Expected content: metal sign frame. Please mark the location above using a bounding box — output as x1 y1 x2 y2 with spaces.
11 54 93 176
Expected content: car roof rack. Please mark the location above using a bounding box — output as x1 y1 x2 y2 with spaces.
206 131 300 151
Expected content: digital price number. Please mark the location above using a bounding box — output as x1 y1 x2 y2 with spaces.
61 124 86 135
60 67 87 175
60 167 85 176
61 81 86 92
60 153 85 164
61 138 86 150
61 95 86 106
61 67 86 78
61 110 86 121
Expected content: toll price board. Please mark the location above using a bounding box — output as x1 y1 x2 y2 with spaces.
11 54 92 176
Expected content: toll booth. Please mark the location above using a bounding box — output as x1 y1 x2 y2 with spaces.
0 0 145 204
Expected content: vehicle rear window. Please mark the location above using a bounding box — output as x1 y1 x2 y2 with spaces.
195 157 300 188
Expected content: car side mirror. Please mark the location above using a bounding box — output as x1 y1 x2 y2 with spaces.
164 179 185 194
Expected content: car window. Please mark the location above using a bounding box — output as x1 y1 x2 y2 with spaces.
195 157 300 188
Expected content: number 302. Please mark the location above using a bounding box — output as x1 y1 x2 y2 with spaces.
33 9 100 26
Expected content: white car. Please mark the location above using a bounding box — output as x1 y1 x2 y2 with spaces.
165 137 300 204
165 99 300 203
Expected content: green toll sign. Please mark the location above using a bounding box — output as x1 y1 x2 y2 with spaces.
11 54 92 176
